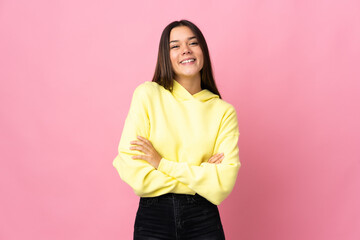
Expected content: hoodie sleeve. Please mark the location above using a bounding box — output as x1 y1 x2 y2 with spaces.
157 106 241 205
112 83 194 197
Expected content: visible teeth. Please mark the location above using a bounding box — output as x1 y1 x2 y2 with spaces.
181 59 195 63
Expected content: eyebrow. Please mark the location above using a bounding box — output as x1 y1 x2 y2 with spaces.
169 36 197 44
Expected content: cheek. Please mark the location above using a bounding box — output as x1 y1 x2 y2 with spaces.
197 51 204 65
198 55 204 67
169 53 177 66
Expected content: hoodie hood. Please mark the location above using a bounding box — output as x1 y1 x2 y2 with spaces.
172 79 219 102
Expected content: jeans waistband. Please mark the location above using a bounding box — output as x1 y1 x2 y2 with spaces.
140 193 211 205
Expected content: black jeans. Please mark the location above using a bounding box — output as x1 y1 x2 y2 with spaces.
134 193 225 240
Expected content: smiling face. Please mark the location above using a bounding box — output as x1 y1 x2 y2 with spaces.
169 26 204 81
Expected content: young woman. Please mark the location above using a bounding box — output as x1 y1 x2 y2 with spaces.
113 19 241 240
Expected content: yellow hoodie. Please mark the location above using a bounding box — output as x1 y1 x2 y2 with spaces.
112 79 240 205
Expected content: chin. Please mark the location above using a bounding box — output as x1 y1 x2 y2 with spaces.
178 69 201 75
180 72 200 77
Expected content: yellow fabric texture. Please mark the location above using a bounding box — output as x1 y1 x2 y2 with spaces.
112 79 241 205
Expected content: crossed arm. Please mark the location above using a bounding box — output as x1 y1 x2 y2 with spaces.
112 85 241 205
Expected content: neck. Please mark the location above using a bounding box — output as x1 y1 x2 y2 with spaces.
174 74 202 95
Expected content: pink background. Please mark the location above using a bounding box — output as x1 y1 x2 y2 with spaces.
1 0 359 239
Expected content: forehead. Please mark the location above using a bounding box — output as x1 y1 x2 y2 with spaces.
169 26 196 42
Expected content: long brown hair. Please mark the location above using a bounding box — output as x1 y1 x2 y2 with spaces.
151 19 222 99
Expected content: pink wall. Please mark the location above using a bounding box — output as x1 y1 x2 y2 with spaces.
1 0 359 239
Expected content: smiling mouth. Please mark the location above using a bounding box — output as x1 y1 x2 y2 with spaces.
180 59 196 64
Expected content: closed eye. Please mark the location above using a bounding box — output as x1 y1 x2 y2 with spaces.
170 42 199 49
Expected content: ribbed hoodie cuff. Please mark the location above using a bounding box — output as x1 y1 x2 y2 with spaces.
157 157 175 175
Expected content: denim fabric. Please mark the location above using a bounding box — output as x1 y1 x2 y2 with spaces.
133 193 226 240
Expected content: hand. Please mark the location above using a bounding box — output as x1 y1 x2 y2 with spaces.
129 136 162 169
207 153 224 164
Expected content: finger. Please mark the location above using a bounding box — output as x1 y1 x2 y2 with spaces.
208 155 217 163
208 153 222 163
138 136 157 153
215 153 224 159
129 141 140 148
131 154 148 160
135 136 152 151
214 156 224 164
130 140 139 145
131 138 145 145
131 139 151 152
211 155 224 163
129 145 144 152
130 140 144 148
137 136 151 145
209 159 222 164
130 144 152 156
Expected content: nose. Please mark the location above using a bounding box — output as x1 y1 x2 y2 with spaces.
181 44 191 55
